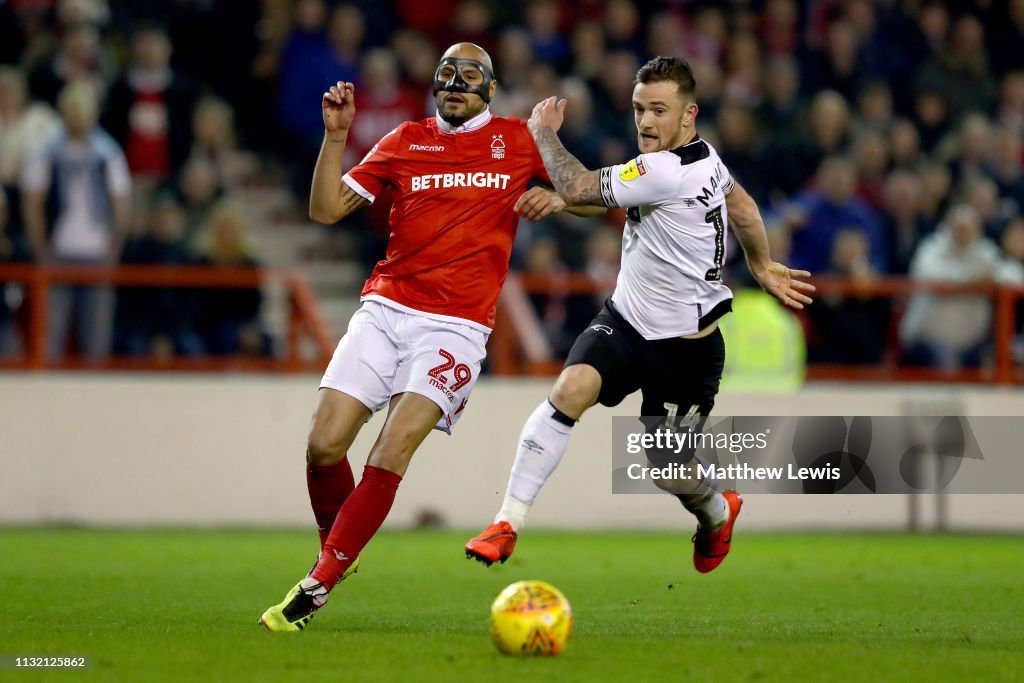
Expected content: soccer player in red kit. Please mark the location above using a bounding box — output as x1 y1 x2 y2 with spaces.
259 43 601 631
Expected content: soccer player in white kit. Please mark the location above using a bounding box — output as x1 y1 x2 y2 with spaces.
467 57 814 573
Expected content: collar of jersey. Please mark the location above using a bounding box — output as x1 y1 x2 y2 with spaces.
434 108 492 134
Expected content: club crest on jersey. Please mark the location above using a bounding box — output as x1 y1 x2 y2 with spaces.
619 156 647 182
491 134 506 159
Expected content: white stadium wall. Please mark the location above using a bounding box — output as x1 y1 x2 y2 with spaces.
1 374 1022 531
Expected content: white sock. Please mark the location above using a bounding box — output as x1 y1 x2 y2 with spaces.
660 454 729 530
495 400 574 531
683 491 729 530
496 495 532 532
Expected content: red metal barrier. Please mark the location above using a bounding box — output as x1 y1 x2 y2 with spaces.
495 273 1024 385
0 264 334 372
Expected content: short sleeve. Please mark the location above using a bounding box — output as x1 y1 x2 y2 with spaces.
343 123 406 203
598 152 681 208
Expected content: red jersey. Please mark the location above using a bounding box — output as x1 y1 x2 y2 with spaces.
343 110 551 330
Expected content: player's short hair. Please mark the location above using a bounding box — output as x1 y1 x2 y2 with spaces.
634 57 696 102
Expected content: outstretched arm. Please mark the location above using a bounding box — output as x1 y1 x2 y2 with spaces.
513 186 606 221
527 97 606 207
726 182 815 310
309 80 369 224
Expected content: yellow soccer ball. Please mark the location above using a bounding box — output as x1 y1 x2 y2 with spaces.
489 580 573 656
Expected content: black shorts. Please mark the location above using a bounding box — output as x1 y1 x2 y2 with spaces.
564 299 726 420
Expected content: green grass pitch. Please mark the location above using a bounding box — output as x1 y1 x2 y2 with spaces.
1 529 1021 682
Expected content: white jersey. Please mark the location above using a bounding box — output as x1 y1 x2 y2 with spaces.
599 136 735 339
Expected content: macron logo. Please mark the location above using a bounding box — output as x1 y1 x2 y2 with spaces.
409 144 445 152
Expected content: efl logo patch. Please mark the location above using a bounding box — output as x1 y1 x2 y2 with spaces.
618 156 647 182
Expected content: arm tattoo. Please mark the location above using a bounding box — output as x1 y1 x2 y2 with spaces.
533 128 607 206
339 184 368 212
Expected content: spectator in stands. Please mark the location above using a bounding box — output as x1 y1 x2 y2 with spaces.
21 80 131 360
854 80 894 134
888 118 923 170
755 57 802 154
988 126 1024 212
919 159 953 222
915 2 950 59
645 12 686 62
767 90 850 196
389 28 439 103
715 104 766 203
0 66 60 258
603 0 644 56
28 21 113 106
722 32 763 108
802 21 865 101
343 48 423 167
943 113 993 186
441 0 495 56
917 14 996 122
882 170 933 275
961 175 1012 241
556 77 605 172
996 70 1024 137
900 204 1004 369
190 96 238 178
492 28 534 96
589 50 639 141
102 23 196 187
757 0 799 58
808 228 890 364
278 0 357 139
277 0 363 196
851 128 889 210
193 201 268 356
523 0 569 68
176 156 223 246
0 190 20 355
682 6 727 64
569 20 606 81
913 86 951 154
116 192 203 358
999 217 1024 277
688 58 724 124
57 0 109 30
998 217 1024 360
788 155 887 274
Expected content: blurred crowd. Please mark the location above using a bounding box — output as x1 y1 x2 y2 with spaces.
2 0 1024 369
0 0 269 359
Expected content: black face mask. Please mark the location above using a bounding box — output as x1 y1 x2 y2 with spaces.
432 57 495 104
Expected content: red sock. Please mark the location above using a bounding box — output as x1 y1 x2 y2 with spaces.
311 465 402 589
306 459 356 546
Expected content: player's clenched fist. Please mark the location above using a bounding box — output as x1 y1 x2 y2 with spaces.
323 81 356 134
514 187 566 221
